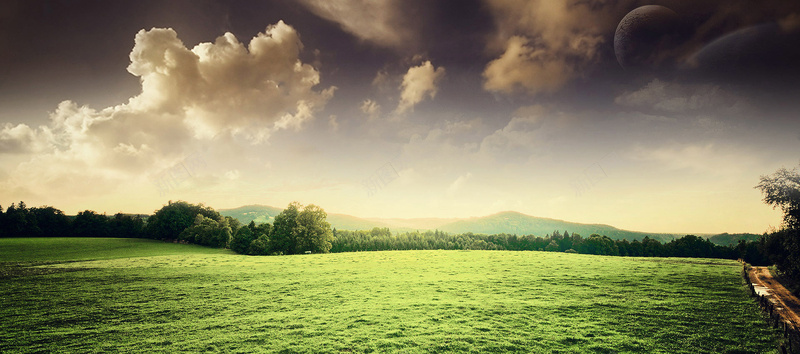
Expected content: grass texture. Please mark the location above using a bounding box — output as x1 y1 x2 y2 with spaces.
0 238 781 353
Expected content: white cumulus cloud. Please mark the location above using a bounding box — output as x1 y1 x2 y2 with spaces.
396 61 445 115
0 21 333 205
0 123 53 154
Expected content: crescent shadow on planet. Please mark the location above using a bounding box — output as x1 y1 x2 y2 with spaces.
681 23 800 84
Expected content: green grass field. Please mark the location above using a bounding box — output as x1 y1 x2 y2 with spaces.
0 237 232 262
0 238 781 353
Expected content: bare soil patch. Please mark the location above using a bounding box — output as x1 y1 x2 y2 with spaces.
749 266 800 326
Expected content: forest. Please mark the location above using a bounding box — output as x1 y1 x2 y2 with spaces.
330 228 738 258
0 200 765 262
3 163 800 279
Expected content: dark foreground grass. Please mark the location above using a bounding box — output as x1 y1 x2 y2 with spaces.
0 238 781 353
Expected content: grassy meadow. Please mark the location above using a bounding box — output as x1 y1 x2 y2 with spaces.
0 237 232 262
0 238 782 353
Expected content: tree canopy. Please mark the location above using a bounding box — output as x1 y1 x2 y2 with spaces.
755 165 800 280
756 166 800 229
179 214 232 248
270 202 301 254
294 204 334 254
226 202 333 255
145 201 222 241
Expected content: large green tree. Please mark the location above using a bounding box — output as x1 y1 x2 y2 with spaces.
756 165 800 279
294 204 334 254
756 166 800 229
230 226 255 254
230 220 274 255
179 214 232 248
581 234 619 256
270 202 301 254
146 201 222 240
266 202 333 255
110 213 145 238
72 210 110 238
32 207 72 237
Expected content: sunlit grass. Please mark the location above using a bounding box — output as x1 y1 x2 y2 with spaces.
0 238 781 353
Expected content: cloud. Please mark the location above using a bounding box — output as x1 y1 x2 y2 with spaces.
132 23 334 140
779 13 800 32
614 79 748 115
328 115 339 131
395 105 565 170
628 142 758 176
397 119 484 184
482 0 800 95
675 1 800 60
483 0 631 95
0 123 52 154
396 61 445 115
371 70 394 90
483 36 575 95
479 105 553 160
403 120 481 161
447 172 473 196
297 0 416 50
0 22 333 204
224 170 241 180
360 99 381 120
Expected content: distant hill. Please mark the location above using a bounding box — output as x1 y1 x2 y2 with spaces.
219 205 395 231
219 205 680 242
706 233 762 246
364 217 458 230
434 211 678 243
326 214 395 231
218 205 282 224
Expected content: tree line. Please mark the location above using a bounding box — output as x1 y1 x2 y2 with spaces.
9 160 800 267
330 228 738 258
0 199 758 260
0 200 332 256
0 201 146 239
1 166 798 283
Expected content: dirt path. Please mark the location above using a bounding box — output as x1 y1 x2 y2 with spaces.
749 266 800 327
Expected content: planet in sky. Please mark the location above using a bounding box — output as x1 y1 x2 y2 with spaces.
614 5 680 70
684 23 800 83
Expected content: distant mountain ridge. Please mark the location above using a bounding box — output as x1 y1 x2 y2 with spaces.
435 211 679 242
219 205 397 231
219 205 282 224
218 205 753 245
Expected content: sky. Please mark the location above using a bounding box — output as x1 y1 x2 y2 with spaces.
1 0 800 234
